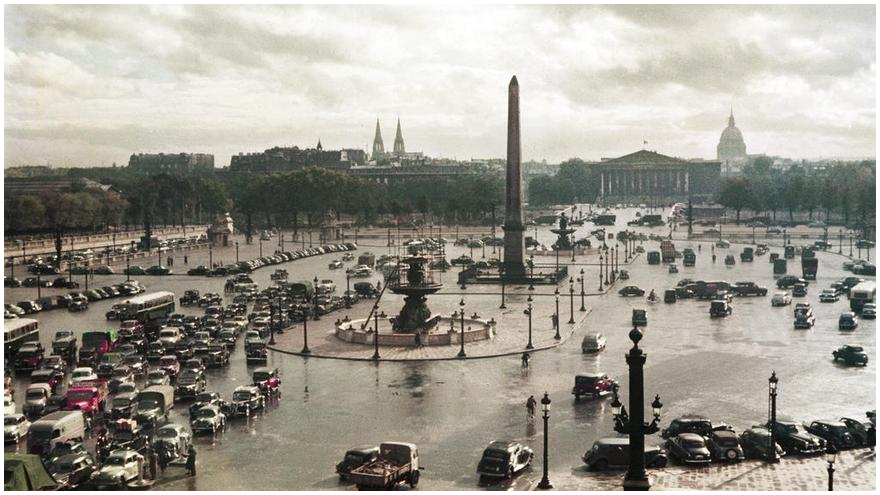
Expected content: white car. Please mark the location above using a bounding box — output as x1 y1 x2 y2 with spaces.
90 449 144 488
771 292 792 307
4 414 30 443
4 395 15 416
69 367 98 387
819 289 840 303
862 303 877 319
581 333 607 353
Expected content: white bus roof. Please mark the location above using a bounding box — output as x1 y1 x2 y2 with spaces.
4 318 38 334
121 291 175 305
851 281 876 293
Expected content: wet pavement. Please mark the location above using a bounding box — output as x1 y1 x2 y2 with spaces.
4 206 875 490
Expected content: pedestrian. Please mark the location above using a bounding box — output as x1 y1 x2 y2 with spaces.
148 448 158 480
526 395 536 420
698 244 701 252
414 330 421 348
157 447 169 474
186 445 197 476
521 352 530 368
184 255 188 265
712 254 717 263
867 424 876 452
551 313 558 330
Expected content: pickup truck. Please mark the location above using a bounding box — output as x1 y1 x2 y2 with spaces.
349 442 421 490
731 282 768 297
64 380 109 417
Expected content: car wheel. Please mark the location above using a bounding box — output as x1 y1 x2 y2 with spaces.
593 459 609 471
652 456 668 468
725 449 738 461
409 470 420 487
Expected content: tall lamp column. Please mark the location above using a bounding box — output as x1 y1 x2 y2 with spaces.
536 393 553 490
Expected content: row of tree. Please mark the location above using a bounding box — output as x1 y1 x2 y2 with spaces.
717 158 876 225
4 189 128 233
527 158 600 206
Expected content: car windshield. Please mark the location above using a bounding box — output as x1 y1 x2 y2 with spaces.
197 408 216 418
26 390 46 400
482 449 509 461
233 391 253 401
847 346 864 352
112 398 131 407
72 370 92 378
684 440 705 449
4 417 19 425
784 425 802 434
52 460 75 472
157 428 178 438
111 369 130 378
105 456 126 465
67 391 93 401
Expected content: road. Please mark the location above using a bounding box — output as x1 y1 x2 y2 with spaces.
5 206 875 490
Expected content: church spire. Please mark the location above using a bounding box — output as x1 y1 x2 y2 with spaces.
393 118 405 155
316 138 322 151
372 119 385 159
728 106 735 127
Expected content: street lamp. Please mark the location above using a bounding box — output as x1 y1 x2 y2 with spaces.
579 268 586 312
768 371 779 463
126 254 131 282
269 299 277 345
301 301 311 354
313 276 321 320
209 243 213 269
825 443 838 491
598 253 604 291
530 253 535 278
458 298 466 358
611 327 664 491
839 229 843 254
568 277 575 324
235 241 239 263
526 285 535 350
536 392 553 490
371 303 380 360
499 265 507 309
604 246 610 286
554 288 560 336
345 271 352 309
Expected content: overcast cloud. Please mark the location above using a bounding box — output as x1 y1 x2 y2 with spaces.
4 4 875 167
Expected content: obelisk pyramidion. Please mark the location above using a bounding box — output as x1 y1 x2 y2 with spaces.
502 75 526 279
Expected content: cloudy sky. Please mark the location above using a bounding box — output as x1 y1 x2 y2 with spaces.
4 4 876 168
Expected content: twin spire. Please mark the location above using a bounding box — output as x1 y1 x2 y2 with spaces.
373 118 405 159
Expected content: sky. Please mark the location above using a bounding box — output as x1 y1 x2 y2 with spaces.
4 4 876 168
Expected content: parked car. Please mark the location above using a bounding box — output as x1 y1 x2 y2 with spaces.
146 370 171 387
582 437 667 470
768 420 826 455
732 282 768 297
819 289 840 302
151 424 191 459
862 303 877 319
581 333 606 353
89 449 144 489
706 429 744 462
777 276 807 289
804 420 857 450
476 440 533 481
771 292 792 307
188 392 227 420
229 386 265 417
792 283 808 297
5 413 31 443
838 313 858 331
618 286 645 297
571 373 617 400
740 427 786 460
665 433 712 465
190 405 227 434
832 345 868 366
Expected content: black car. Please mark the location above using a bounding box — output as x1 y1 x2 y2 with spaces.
665 433 711 465
187 266 209 276
833 345 868 366
52 331 78 360
618 286 645 297
709 300 733 317
582 437 667 470
768 420 825 455
229 386 265 417
188 391 227 420
839 417 875 447
776 276 808 289
740 427 786 460
68 298 88 312
476 440 534 481
175 370 206 399
804 420 857 449
122 355 148 376
336 446 380 478
661 416 715 439
48 452 97 489
706 429 744 462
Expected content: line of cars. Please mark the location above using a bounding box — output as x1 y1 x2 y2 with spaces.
184 243 357 278
4 280 146 319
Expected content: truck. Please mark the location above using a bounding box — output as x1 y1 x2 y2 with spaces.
51 331 78 361
647 251 661 265
802 257 818 280
81 330 119 358
349 442 421 490
849 281 876 313
357 253 376 267
660 240 675 263
64 380 109 418
773 258 787 275
135 385 174 429
740 247 754 262
594 214 616 226
683 250 696 267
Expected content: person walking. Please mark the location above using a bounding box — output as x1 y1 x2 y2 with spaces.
148 448 158 480
184 255 188 265
185 445 197 477
157 447 169 474
526 395 536 420
521 352 530 368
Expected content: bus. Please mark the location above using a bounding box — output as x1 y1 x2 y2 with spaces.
849 281 876 313
118 291 176 323
4 318 39 354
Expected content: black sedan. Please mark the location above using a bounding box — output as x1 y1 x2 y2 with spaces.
833 345 868 366
665 433 711 465
740 427 785 460
767 420 826 455
840 417 875 447
804 420 858 450
706 429 744 462
618 286 645 297
188 391 227 419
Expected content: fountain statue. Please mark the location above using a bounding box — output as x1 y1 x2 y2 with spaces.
550 213 576 251
389 254 443 333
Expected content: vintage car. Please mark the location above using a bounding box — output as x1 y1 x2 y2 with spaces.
740 427 786 460
571 373 617 400
632 309 647 326
246 341 269 363
819 289 840 303
146 369 171 387
122 355 147 376
158 355 181 380
180 290 201 306
661 416 716 439
581 333 606 353
89 449 144 489
839 417 874 447
618 286 645 297
4 413 31 443
771 292 792 306
862 303 877 319
706 429 744 462
793 311 816 329
49 451 97 489
253 368 282 395
833 345 868 366
476 440 533 481
30 369 63 395
188 392 228 419
838 313 858 331
731 282 768 297
792 283 808 297
175 370 206 400
151 423 191 459
724 255 736 265
582 437 667 470
230 386 266 417
109 392 139 420
804 420 858 450
709 300 733 317
663 289 677 303
190 404 227 434
108 367 135 394
777 276 807 289
665 433 712 465
767 420 825 455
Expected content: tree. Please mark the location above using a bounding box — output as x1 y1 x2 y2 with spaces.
717 177 752 224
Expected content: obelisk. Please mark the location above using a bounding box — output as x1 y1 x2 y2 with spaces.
502 75 526 279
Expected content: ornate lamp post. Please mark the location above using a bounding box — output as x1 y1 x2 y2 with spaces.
345 271 352 308
536 392 553 490
526 285 535 350
825 444 837 491
554 288 560 337
530 253 535 278
457 298 467 357
611 327 664 491
604 246 610 286
371 302 380 360
269 298 277 345
499 265 507 309
839 229 843 254
209 243 214 269
301 300 311 354
568 277 575 324
125 254 131 282
235 241 239 263
313 276 321 321
768 371 779 463
598 253 604 291
579 268 586 311
625 232 630 261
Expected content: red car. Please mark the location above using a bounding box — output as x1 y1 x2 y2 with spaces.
158 355 180 380
119 320 144 338
253 368 281 395
572 373 617 400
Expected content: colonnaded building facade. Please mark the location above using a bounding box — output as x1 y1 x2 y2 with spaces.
595 149 721 202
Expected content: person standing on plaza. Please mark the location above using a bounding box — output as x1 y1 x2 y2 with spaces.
186 445 197 476
148 447 158 480
184 255 188 264
526 395 536 420
521 352 530 368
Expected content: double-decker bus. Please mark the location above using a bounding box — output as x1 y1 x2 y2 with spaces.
849 281 876 313
118 291 176 323
4 318 39 354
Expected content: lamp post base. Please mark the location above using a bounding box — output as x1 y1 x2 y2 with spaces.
623 476 651 491
536 478 554 490
300 347 311 354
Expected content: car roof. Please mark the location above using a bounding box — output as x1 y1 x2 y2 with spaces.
712 429 737 439
595 437 629 446
575 373 605 378
677 433 705 441
486 440 519 450
813 419 847 426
